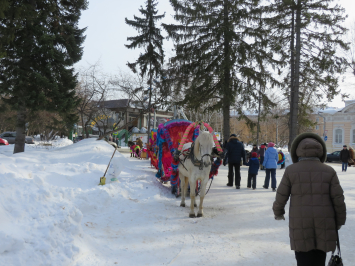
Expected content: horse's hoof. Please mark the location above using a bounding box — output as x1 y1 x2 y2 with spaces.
197 213 203 218
189 213 196 218
180 203 185 207
194 203 197 208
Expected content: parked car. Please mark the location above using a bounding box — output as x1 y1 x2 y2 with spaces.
326 151 341 162
0 137 9 145
0 132 34 144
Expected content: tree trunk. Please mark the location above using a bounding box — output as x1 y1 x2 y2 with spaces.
147 62 153 152
222 99 230 143
256 88 261 146
288 4 296 151
222 0 231 143
291 1 301 145
85 121 90 138
81 116 85 138
14 107 27 154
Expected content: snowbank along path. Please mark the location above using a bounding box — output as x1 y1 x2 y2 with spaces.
0 139 354 265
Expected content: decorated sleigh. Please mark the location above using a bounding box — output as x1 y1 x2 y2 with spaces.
148 119 223 196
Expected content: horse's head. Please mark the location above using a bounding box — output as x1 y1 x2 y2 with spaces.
195 131 215 167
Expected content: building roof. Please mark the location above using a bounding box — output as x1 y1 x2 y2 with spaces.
101 99 130 109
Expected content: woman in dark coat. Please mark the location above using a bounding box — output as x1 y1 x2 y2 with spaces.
273 133 346 266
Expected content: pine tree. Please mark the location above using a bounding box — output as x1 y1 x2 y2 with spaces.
0 0 87 153
266 0 348 148
163 0 280 142
125 0 165 141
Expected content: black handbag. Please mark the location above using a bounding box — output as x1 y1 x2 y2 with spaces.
328 188 344 266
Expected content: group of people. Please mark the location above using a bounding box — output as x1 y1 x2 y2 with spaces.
224 133 347 266
223 134 284 191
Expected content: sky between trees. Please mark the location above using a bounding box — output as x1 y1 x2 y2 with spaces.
75 0 355 107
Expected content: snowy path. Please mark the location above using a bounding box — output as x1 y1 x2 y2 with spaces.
74 155 355 265
1 139 354 266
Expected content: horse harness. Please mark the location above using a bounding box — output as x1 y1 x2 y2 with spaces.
178 141 216 171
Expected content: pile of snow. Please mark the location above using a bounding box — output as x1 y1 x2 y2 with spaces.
0 139 135 265
47 137 73 147
33 137 73 148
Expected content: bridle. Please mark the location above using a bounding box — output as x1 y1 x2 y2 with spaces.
189 142 213 170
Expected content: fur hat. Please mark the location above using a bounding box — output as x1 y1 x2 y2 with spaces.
290 133 327 163
268 142 275 148
251 152 258 158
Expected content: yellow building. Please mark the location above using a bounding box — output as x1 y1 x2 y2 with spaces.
318 100 355 153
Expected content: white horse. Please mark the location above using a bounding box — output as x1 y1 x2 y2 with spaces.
178 131 215 218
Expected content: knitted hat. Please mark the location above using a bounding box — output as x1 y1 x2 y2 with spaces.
268 142 275 148
252 152 258 158
230 134 237 137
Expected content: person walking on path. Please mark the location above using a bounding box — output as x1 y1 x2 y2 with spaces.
340 145 350 172
259 143 267 170
223 134 246 189
273 133 346 266
246 152 260 189
262 142 278 191
349 146 355 167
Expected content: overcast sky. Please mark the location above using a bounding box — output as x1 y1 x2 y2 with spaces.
76 0 355 107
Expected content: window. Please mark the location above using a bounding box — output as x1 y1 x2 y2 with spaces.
316 118 319 123
353 129 355 144
335 129 342 144
316 125 319 130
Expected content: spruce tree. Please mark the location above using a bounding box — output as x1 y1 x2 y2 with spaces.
266 0 348 148
163 0 280 142
125 0 165 141
0 0 87 153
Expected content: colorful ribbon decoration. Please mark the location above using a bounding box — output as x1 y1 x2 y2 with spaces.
178 122 223 153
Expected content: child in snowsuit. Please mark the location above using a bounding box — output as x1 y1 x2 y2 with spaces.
246 152 260 189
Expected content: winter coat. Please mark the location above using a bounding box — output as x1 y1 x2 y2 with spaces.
259 145 266 157
225 137 246 164
340 149 350 163
263 147 278 169
246 158 260 175
349 148 355 160
273 133 346 253
136 138 143 148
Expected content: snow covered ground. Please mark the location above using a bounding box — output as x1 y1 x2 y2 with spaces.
0 139 354 265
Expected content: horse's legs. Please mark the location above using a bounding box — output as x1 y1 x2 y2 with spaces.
197 179 208 217
189 178 196 218
180 175 187 207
